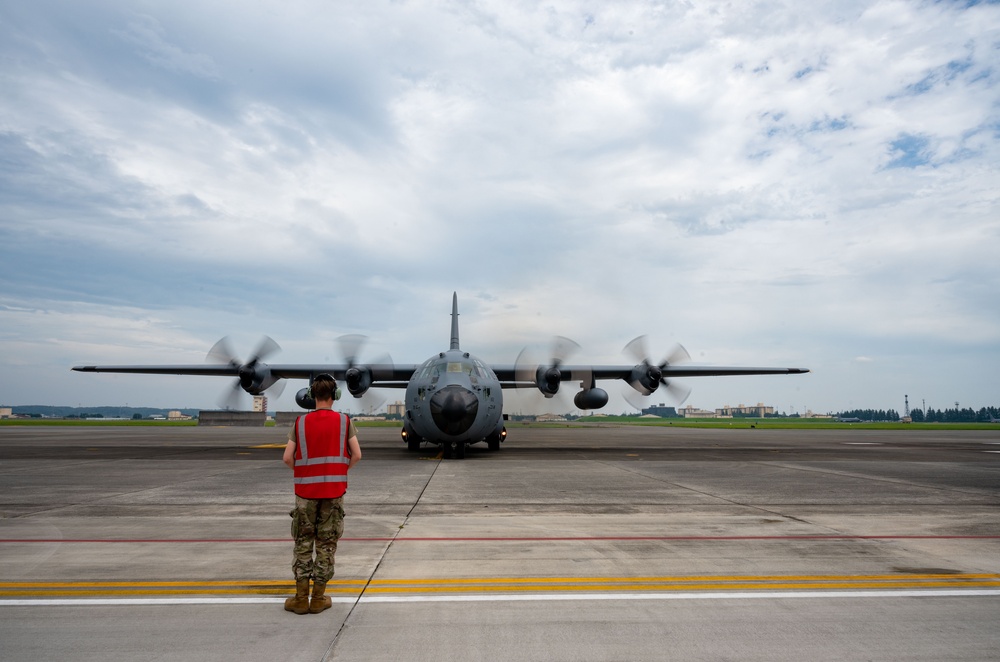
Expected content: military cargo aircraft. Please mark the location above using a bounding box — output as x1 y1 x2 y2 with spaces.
73 293 809 458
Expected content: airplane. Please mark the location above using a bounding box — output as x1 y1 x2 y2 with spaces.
73 293 810 458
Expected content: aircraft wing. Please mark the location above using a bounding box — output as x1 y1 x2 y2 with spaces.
72 363 417 378
72 364 419 388
491 364 809 388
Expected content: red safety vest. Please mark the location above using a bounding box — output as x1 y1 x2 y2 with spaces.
292 410 352 499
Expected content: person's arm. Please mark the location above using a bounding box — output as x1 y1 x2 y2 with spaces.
283 438 296 469
346 436 361 469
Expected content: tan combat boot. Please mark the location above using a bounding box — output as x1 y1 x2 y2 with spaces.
309 580 332 613
284 578 310 615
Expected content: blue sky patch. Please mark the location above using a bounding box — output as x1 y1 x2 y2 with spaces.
886 134 932 168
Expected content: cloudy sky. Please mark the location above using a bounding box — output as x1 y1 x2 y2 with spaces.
1 0 997 415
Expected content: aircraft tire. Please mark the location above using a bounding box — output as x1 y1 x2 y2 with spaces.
487 436 501 451
407 438 421 452
453 442 466 459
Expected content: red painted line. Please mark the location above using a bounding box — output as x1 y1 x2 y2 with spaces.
0 535 998 544
0 539 288 544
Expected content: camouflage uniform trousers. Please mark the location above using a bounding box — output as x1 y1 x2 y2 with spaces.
290 495 345 582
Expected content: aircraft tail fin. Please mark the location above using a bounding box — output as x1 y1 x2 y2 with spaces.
450 292 460 350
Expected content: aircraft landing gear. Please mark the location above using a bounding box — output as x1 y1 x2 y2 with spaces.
453 441 466 459
402 427 422 452
486 426 506 451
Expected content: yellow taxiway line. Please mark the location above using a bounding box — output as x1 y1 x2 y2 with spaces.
2 574 998 598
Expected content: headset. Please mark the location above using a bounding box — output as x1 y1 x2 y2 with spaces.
307 373 342 402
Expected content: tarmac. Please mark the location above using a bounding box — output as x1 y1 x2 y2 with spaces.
1 423 999 661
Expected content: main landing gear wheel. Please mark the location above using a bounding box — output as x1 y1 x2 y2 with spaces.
487 426 506 451
407 438 421 452
453 441 466 459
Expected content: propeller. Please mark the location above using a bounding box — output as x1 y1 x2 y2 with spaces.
207 336 285 411
621 335 692 412
335 334 394 414
514 336 585 413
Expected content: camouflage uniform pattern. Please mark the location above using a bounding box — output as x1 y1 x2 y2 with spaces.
290 495 345 582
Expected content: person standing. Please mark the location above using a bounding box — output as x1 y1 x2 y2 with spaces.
282 374 361 614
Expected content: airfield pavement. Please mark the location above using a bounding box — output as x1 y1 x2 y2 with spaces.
0 423 999 661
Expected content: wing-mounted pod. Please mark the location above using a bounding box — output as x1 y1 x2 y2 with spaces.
573 370 609 410
295 386 316 410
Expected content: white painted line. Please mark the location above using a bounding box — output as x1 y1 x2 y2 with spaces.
359 590 1000 603
3 590 999 607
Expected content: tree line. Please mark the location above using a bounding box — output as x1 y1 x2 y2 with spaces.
835 407 999 423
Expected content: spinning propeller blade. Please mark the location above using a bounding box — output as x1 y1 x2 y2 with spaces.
621 335 692 412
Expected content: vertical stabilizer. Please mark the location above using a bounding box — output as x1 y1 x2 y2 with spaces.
450 292 460 350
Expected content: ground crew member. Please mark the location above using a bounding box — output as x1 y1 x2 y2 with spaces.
282 374 361 614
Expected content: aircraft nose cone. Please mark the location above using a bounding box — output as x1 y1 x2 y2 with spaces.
429 385 479 437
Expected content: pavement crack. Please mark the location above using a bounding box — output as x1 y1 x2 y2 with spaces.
322 455 443 661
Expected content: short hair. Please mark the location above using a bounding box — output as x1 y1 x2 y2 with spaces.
311 374 337 401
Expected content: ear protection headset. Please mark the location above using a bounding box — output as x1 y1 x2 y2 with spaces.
307 373 341 401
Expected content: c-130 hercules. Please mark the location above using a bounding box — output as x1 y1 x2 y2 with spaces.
73 293 809 458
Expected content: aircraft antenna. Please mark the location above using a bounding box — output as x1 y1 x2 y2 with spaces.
450 292 460 350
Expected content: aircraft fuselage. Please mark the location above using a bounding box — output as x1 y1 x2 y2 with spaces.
403 348 505 454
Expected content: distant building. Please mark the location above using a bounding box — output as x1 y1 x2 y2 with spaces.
640 403 678 417
386 401 405 417
716 403 774 417
167 410 192 421
0 407 11 419
679 406 717 418
252 395 268 413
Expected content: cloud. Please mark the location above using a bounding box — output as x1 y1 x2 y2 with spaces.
1 0 998 413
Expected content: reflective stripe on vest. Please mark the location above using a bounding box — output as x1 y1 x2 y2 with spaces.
293 411 351 498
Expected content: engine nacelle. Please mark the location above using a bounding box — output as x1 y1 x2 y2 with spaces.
345 366 373 397
628 363 662 394
574 387 609 410
535 365 562 397
238 364 272 395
